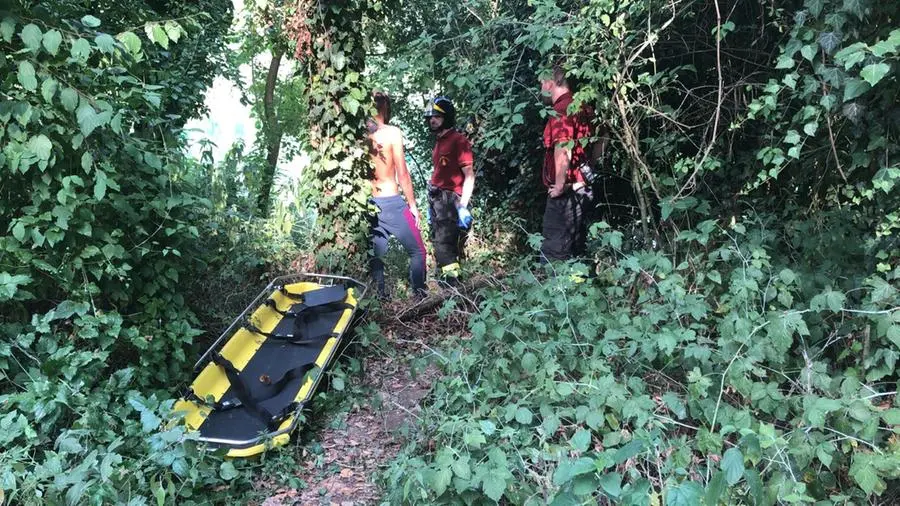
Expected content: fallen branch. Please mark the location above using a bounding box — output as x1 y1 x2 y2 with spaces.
398 276 495 322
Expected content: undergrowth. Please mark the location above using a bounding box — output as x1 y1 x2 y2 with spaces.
381 216 900 505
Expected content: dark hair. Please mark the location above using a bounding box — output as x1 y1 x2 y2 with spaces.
373 91 391 123
550 61 578 91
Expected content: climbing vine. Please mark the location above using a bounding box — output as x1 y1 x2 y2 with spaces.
291 0 388 271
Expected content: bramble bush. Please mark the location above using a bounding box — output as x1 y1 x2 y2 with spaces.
382 217 900 504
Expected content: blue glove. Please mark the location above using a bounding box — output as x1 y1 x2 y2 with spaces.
456 206 473 229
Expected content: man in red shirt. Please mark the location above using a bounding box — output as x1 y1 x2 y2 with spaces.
540 65 593 261
423 96 476 282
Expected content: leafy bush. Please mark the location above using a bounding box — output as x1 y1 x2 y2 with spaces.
382 218 900 504
0 4 267 504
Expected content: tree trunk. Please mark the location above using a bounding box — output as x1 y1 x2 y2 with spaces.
257 46 286 216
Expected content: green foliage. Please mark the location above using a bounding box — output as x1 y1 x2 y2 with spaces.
295 0 386 272
382 220 900 504
0 2 267 503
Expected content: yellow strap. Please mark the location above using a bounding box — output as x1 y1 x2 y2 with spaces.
432 103 446 114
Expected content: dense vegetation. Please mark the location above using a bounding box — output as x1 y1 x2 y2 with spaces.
2 0 898 504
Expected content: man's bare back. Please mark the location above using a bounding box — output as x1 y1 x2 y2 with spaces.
368 123 404 197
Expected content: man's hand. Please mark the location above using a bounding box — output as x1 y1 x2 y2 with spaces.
456 206 473 229
548 184 566 198
409 207 421 227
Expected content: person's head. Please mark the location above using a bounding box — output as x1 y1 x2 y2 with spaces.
424 96 455 133
373 91 391 123
539 63 571 104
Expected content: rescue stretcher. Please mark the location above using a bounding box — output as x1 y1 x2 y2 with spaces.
174 273 366 457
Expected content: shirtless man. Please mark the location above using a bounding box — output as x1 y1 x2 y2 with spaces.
367 91 427 297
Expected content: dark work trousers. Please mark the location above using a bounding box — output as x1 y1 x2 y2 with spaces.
540 190 585 262
427 184 466 276
370 195 427 296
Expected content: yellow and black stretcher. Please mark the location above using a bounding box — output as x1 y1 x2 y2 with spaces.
174 273 366 457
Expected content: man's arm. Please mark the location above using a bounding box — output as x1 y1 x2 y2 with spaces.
391 129 420 221
549 144 571 198
459 164 475 208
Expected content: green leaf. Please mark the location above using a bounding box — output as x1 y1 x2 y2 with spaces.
841 0 865 19
27 134 52 162
705 471 727 506
843 78 871 102
94 33 116 54
481 468 507 501
145 23 169 49
42 29 62 55
871 38 899 57
0 272 31 301
1 18 15 42
800 44 817 61
775 55 795 69
666 481 703 506
778 268 797 284
721 448 744 485
117 31 142 55
662 392 687 418
81 151 93 172
515 406 533 425
570 429 591 452
803 121 818 136
20 23 42 51
139 409 160 432
598 472 622 498
805 396 842 427
17 61 37 91
219 461 239 480
81 15 102 28
860 63 890 87
521 352 537 373
60 87 79 112
614 439 644 464
164 21 182 43
70 38 92 63
479 419 496 436
882 408 900 425
834 42 868 69
331 51 346 71
818 31 841 54
850 455 884 495
806 0 824 18
41 77 57 103
553 458 595 486
76 103 111 137
431 466 452 496
452 456 471 479
12 222 25 241
816 441 834 467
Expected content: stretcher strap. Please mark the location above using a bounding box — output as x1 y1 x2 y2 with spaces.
184 390 242 411
243 321 339 345
249 300 352 344
278 284 347 306
264 299 354 318
207 352 314 429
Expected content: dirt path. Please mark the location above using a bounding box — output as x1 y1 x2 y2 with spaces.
257 296 470 506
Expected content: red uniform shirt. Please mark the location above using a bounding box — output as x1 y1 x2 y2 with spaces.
431 129 474 195
543 92 593 188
